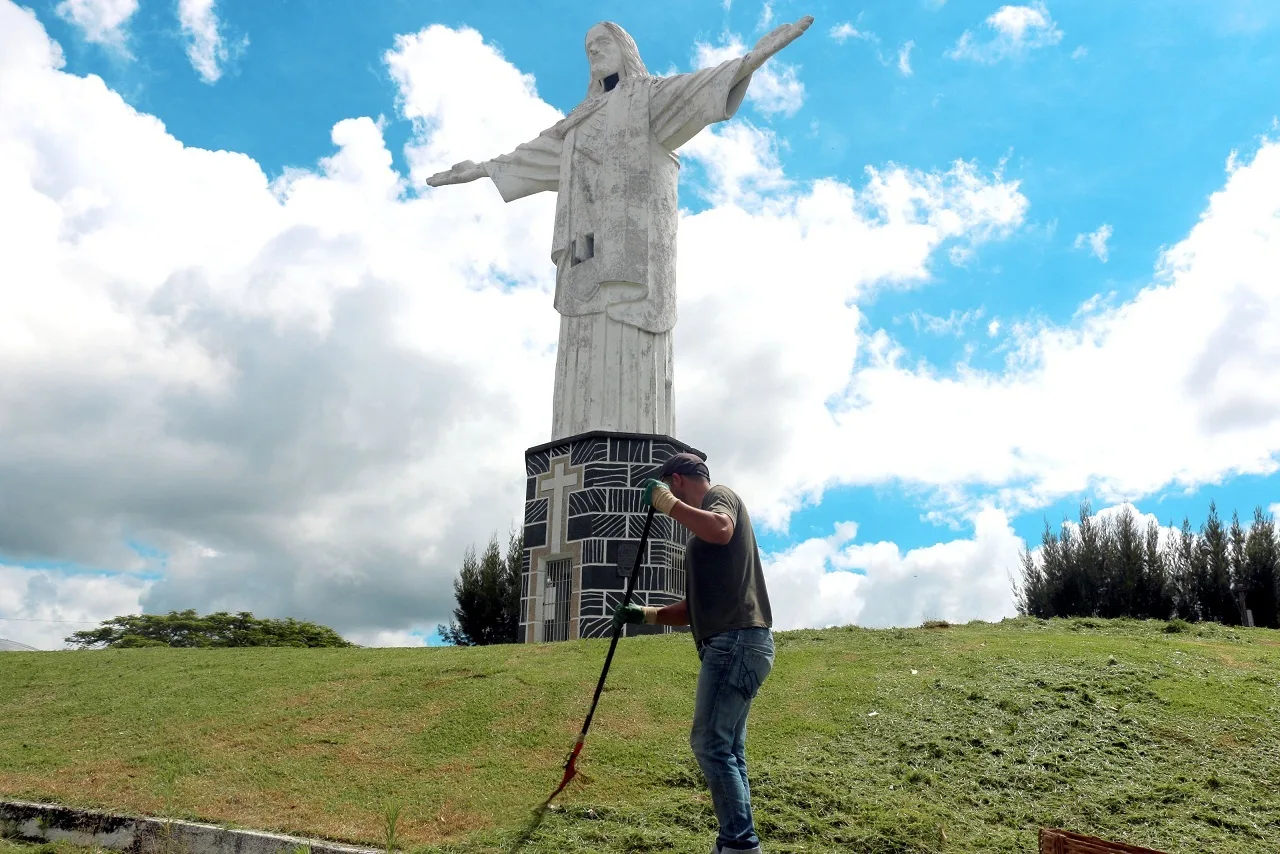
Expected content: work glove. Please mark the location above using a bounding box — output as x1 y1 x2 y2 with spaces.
611 603 658 630
640 478 679 515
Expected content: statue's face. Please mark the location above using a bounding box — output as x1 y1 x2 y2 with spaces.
585 25 622 80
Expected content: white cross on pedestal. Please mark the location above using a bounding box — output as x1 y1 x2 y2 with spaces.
539 460 579 553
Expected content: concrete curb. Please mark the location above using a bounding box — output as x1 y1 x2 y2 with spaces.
1 800 380 854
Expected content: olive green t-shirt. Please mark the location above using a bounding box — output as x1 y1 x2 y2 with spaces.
685 485 773 644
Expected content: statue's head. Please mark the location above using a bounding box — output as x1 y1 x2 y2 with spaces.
584 22 648 96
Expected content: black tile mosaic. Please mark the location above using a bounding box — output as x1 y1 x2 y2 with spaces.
567 488 606 516
571 438 609 466
524 522 546 549
524 498 548 525
583 463 629 487
582 565 627 591
566 513 596 542
594 514 627 539
608 488 644 514
525 449 550 477
582 539 606 564
609 437 650 463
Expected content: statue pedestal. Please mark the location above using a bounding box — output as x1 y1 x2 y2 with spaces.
519 431 701 642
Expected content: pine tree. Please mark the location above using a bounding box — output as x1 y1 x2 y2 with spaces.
1141 519 1172 619
1166 516 1199 620
1014 545 1047 617
1057 518 1080 616
1108 505 1144 618
1075 502 1108 617
1228 510 1249 624
438 530 524 646
1200 502 1234 624
1243 506 1280 628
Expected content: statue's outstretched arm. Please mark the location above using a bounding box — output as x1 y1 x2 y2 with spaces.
424 160 486 187
736 15 813 83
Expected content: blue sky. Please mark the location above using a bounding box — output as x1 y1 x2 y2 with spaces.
1 0 1278 647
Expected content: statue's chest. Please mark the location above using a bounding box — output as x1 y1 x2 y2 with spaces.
574 106 609 167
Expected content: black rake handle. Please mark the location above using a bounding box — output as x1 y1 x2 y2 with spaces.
544 503 657 804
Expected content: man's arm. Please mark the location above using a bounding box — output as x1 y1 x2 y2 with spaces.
612 598 688 630
642 479 736 545
669 502 734 546
654 599 689 627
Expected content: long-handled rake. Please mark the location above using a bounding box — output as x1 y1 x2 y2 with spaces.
510 504 658 850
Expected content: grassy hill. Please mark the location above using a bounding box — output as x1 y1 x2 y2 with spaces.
2 617 1278 853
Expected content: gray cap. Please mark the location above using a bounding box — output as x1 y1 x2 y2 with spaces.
653 451 709 480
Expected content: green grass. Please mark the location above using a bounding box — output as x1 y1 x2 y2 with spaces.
2 617 1279 853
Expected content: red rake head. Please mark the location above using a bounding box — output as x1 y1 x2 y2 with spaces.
548 737 585 804
508 738 587 853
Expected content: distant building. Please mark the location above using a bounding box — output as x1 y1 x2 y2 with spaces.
0 637 39 652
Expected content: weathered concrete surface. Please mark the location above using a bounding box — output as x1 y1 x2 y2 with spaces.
0 800 379 854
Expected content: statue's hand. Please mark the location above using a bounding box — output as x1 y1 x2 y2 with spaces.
750 15 814 59
425 160 485 187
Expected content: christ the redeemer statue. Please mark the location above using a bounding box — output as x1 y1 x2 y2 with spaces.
427 17 813 441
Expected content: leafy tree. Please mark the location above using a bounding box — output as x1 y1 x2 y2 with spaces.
438 530 523 646
66 610 355 649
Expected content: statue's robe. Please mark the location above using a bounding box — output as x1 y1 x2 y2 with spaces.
481 57 751 440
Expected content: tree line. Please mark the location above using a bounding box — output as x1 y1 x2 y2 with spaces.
1014 501 1280 628
67 609 355 648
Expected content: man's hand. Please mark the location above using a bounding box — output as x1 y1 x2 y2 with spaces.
611 603 657 631
641 478 679 515
424 160 486 187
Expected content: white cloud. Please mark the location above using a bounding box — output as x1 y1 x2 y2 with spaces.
1075 223 1113 262
677 120 789 206
792 137 1280 527
757 0 774 31
1270 503 1280 519
0 7 559 641
344 628 431 648
0 565 150 650
988 318 1002 337
766 507 1022 630
829 22 875 44
178 0 246 84
907 307 984 336
55 0 137 48
1072 45 1088 60
898 40 915 75
947 2 1064 64
694 35 805 117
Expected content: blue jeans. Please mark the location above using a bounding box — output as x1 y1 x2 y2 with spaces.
690 627 775 852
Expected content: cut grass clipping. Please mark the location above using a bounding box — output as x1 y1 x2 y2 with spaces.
2 617 1278 852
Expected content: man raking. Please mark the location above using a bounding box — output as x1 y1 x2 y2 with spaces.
612 453 775 854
